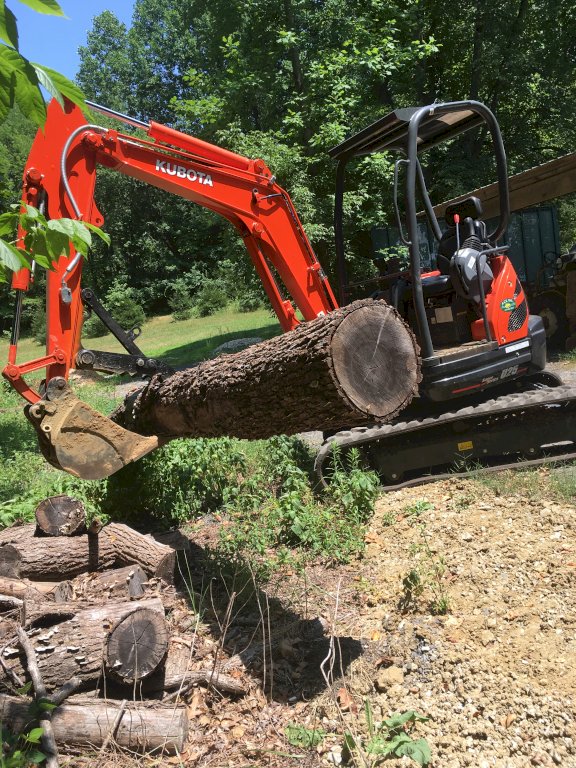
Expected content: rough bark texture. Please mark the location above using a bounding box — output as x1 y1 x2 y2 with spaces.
0 577 71 603
1 598 166 690
0 694 187 754
0 523 176 582
72 565 149 600
112 299 421 439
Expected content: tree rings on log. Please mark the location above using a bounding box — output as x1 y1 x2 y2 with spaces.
106 607 169 682
330 302 421 419
35 495 86 536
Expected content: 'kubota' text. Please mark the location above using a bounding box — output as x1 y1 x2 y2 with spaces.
156 159 213 186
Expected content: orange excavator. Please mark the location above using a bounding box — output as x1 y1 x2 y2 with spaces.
4 98 576 487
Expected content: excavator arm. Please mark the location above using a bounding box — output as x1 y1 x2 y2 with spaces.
3 98 339 478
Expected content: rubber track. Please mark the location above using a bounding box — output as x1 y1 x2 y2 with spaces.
315 384 576 490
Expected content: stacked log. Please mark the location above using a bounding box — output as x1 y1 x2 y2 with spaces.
0 495 221 757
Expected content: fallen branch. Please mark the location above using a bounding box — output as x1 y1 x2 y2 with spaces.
16 626 59 768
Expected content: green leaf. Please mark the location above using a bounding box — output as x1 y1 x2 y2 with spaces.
15 681 32 695
14 0 65 16
45 228 70 259
395 738 432 766
32 64 86 113
37 697 57 712
0 236 28 271
82 221 111 247
0 63 14 121
47 218 93 254
284 723 325 749
0 3 18 49
24 726 44 743
384 711 429 730
31 62 63 108
28 749 47 764
0 211 18 237
13 66 46 126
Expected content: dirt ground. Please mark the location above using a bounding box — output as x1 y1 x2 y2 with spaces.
65 467 575 768
61 359 576 767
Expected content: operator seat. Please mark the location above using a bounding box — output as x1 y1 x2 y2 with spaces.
438 196 493 304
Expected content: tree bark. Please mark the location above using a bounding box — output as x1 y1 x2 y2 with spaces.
113 299 421 439
2 598 166 690
0 577 72 603
0 694 187 754
0 523 176 583
72 565 149 600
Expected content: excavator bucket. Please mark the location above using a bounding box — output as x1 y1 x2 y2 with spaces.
25 379 159 480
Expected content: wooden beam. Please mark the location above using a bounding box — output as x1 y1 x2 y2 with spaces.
432 152 576 220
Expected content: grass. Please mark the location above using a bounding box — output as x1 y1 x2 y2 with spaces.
0 306 281 372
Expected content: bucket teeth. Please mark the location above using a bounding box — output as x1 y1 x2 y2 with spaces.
26 381 158 480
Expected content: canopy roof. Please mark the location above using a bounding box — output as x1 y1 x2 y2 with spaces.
329 105 483 160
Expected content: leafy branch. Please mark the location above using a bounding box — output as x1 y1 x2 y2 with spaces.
0 0 86 126
0 204 110 281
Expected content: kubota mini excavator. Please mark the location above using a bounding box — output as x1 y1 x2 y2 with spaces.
4 98 576 486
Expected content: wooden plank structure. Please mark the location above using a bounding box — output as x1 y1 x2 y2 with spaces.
432 151 576 220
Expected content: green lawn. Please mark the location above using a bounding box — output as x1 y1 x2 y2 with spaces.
0 306 282 372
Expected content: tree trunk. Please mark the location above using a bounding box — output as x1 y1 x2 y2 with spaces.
71 565 149 600
113 299 421 439
0 694 187 754
0 523 176 583
2 598 166 690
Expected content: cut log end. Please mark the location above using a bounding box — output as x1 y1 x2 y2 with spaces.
330 302 421 419
35 495 86 537
106 607 169 682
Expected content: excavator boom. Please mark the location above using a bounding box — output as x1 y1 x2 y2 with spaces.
3 98 338 477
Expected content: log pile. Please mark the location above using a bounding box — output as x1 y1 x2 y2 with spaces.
0 495 243 760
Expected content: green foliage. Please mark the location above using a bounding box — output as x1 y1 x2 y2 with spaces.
344 704 431 767
83 279 146 338
0 204 110 282
102 437 246 528
220 437 379 571
1 723 46 767
400 522 450 616
192 279 228 317
284 723 326 749
0 0 86 126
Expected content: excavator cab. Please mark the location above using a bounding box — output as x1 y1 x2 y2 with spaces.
329 100 547 402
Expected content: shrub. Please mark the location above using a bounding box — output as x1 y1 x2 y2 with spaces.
82 280 146 338
220 436 380 569
236 288 264 313
192 279 228 317
105 280 146 331
102 437 246 528
167 278 194 321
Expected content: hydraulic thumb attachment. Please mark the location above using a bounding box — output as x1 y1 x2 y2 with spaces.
25 378 159 480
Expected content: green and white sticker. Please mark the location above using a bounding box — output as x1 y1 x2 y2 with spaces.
500 298 516 312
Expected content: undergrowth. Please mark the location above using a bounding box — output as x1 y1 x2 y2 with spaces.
1 371 381 573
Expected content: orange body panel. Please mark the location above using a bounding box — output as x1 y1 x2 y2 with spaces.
471 254 530 343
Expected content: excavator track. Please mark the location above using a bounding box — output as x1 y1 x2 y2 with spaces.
315 382 576 490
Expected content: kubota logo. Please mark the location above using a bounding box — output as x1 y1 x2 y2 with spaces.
155 159 213 186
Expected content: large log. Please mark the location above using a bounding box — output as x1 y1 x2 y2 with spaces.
0 694 187 754
1 598 167 689
0 523 176 582
113 299 421 439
